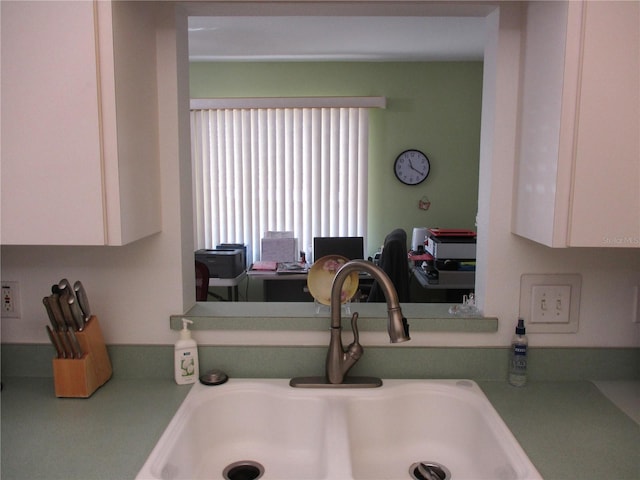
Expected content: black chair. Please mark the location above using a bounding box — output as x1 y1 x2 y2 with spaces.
368 228 410 303
195 261 210 301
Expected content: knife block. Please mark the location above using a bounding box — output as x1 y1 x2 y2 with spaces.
52 316 113 398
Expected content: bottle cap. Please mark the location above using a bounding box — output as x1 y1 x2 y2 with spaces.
516 318 526 335
180 318 193 340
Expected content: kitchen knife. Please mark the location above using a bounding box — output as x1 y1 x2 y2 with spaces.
66 329 83 359
73 280 91 322
66 294 85 332
58 331 74 359
45 325 65 359
42 296 60 332
47 294 75 357
59 292 79 331
58 278 73 295
48 294 68 332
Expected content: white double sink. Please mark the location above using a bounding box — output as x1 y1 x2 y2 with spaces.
136 379 541 480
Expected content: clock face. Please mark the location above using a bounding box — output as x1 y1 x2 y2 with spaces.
394 149 430 185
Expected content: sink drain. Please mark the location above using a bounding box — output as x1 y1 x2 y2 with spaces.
222 460 264 480
409 461 451 480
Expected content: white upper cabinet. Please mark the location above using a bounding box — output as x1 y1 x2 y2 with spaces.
513 1 639 248
1 1 161 245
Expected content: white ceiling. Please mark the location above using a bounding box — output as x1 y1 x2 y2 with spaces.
188 16 487 62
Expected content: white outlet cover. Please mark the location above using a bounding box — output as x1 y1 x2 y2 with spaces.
1 281 21 319
520 274 581 333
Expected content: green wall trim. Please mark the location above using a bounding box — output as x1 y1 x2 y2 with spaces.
2 344 638 382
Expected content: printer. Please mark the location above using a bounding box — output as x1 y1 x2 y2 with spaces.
195 248 245 279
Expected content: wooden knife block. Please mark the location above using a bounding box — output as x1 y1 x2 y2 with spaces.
52 316 113 398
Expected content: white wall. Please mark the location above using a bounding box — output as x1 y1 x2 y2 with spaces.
1 2 638 349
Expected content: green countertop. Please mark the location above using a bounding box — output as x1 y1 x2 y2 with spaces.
1 376 638 480
0 377 190 480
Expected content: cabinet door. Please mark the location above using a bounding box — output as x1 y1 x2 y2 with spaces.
1 1 106 245
97 0 162 245
568 1 640 247
513 1 639 248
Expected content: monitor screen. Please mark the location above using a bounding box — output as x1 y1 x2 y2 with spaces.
313 236 364 263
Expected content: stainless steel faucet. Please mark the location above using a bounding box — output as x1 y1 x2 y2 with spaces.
290 259 410 388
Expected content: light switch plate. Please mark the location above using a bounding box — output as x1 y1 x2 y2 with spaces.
530 284 572 324
520 274 581 333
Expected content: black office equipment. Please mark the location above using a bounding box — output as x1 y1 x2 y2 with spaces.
195 249 244 279
216 243 248 268
313 236 364 263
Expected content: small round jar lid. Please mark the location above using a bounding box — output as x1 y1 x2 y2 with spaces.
199 369 229 386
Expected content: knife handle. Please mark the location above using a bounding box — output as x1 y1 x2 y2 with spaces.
73 281 91 321
59 292 78 332
57 328 73 358
66 330 84 359
42 297 59 332
47 294 68 332
58 278 73 296
46 326 65 359
66 295 85 332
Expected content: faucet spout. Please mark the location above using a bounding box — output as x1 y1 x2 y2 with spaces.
291 259 410 388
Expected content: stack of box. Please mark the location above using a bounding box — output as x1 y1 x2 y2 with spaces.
424 228 476 286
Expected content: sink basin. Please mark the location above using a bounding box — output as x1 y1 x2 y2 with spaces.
346 380 537 480
138 381 330 479
136 379 541 480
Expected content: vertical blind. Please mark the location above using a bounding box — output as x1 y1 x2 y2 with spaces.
191 106 370 264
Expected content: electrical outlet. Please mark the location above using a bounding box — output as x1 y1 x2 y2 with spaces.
520 274 581 333
1 281 21 318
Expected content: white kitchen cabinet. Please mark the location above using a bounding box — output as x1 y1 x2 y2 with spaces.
513 1 639 248
1 1 161 246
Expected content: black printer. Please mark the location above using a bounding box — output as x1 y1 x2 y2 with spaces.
195 248 245 279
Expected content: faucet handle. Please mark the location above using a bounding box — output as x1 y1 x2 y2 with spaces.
347 312 363 361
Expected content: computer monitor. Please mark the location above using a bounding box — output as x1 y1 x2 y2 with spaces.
313 236 364 263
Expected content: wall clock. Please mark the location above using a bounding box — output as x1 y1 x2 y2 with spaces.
394 149 430 185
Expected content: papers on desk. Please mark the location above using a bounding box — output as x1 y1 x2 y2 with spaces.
276 262 308 274
250 261 278 272
249 261 308 275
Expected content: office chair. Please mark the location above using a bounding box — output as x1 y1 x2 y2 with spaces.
195 261 210 301
368 228 410 303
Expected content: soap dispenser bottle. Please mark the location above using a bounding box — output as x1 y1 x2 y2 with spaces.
174 318 199 385
508 318 528 387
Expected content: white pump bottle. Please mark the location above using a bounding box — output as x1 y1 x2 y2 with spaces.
174 318 199 385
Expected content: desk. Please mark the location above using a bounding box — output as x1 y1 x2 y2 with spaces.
247 271 373 302
246 271 312 302
411 266 474 303
208 271 247 301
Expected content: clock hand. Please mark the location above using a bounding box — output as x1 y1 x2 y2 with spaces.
408 159 421 174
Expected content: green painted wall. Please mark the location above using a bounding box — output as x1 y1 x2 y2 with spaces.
189 62 483 255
